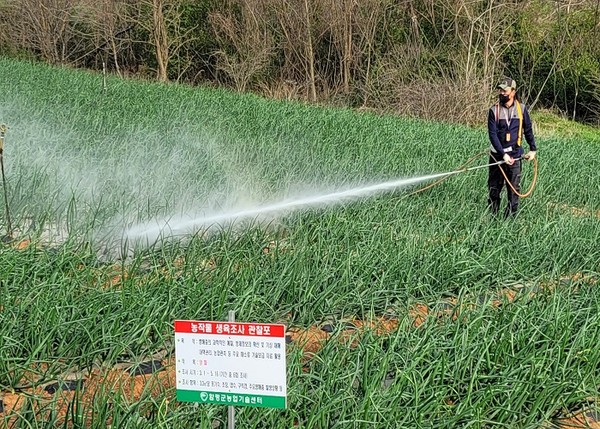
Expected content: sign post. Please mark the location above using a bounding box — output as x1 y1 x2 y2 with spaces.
175 316 287 424
227 310 235 429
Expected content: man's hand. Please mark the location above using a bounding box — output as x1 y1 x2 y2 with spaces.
524 150 536 161
503 154 515 165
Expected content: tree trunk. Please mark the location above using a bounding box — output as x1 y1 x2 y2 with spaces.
153 0 169 82
303 0 317 102
342 0 352 94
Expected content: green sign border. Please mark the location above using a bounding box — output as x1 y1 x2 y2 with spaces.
177 389 286 409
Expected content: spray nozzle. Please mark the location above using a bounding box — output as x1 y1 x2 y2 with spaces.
0 124 6 152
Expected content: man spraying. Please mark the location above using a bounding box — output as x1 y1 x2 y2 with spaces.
487 77 537 217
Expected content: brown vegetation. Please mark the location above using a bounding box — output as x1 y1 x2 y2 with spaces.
0 0 598 124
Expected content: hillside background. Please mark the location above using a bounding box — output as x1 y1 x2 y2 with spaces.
0 0 599 126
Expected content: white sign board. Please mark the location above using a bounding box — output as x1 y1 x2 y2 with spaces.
175 320 287 408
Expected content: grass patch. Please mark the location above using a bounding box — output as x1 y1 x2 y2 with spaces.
0 58 599 428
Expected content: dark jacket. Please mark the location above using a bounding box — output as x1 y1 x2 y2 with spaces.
488 101 536 160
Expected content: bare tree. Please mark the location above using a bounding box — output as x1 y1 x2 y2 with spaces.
324 0 354 94
323 0 389 101
126 0 200 82
209 0 274 92
302 0 317 101
3 0 80 64
151 0 168 81
353 0 389 102
270 0 322 101
71 0 133 75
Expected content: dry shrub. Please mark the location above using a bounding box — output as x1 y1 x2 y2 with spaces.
257 78 305 102
1 0 80 64
209 0 274 92
388 77 491 126
363 45 494 126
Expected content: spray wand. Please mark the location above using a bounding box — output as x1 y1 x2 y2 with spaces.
0 124 12 241
409 151 537 197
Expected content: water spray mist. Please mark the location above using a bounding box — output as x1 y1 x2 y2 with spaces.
124 160 503 244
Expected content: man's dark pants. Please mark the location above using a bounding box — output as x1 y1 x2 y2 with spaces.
488 156 521 217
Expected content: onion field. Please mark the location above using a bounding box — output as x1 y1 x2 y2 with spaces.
0 58 599 428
